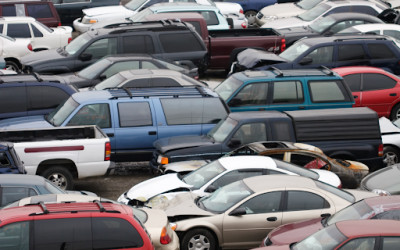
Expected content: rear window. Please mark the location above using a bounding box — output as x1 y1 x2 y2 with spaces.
316 180 355 203
367 43 396 59
26 3 53 19
308 80 350 103
160 33 204 52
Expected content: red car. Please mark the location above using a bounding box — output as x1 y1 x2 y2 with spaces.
333 66 400 120
257 219 400 250
261 195 400 247
0 201 154 250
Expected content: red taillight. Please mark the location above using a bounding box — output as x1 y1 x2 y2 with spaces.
27 43 33 51
160 226 172 245
105 142 111 161
68 37 72 44
241 22 247 29
240 9 243 14
58 22 61 27
378 144 383 157
280 38 286 53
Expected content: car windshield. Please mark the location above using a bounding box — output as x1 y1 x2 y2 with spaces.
315 181 355 203
298 3 330 21
363 165 400 195
154 58 186 71
44 179 66 194
292 224 346 250
77 58 113 80
182 160 226 189
131 207 148 224
129 8 154 22
93 73 127 90
274 159 319 179
200 180 253 213
35 21 53 33
279 41 311 61
327 200 373 226
45 98 79 126
309 15 336 33
297 0 324 10
125 0 150 11
65 33 91 55
214 75 243 101
337 26 360 34
207 117 238 143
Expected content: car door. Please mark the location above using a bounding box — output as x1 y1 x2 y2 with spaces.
77 37 118 71
268 80 307 111
334 43 371 68
342 73 362 107
222 191 284 249
294 45 335 69
227 81 269 111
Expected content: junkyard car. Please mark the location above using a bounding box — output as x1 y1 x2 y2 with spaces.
161 175 376 250
360 163 400 195
379 117 400 166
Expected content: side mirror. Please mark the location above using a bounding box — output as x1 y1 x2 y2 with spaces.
299 57 313 65
324 30 334 36
79 53 92 61
228 138 241 148
99 74 106 81
229 207 247 216
229 98 242 107
205 185 217 193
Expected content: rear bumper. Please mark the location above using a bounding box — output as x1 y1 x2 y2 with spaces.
106 161 116 176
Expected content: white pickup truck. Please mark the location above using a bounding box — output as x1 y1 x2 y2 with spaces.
0 125 113 190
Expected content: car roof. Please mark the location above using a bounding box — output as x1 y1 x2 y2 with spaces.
298 34 390 46
345 23 400 32
118 69 184 79
149 2 220 11
0 16 36 22
319 0 387 8
218 156 278 170
324 12 384 22
0 74 68 84
242 175 320 192
145 12 205 21
233 68 341 81
332 66 395 75
0 174 48 186
363 195 400 208
228 110 288 121
336 220 400 237
101 54 157 62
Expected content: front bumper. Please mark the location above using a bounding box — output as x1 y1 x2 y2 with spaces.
73 18 92 33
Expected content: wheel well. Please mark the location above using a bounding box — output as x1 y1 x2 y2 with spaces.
4 58 21 68
384 144 400 151
179 227 219 246
36 159 78 178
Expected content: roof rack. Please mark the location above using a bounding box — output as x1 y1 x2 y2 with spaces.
269 66 283 77
319 65 334 76
333 36 387 42
105 19 184 32
108 86 212 99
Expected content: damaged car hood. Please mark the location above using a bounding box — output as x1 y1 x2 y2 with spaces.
154 135 214 153
236 48 288 68
163 193 214 217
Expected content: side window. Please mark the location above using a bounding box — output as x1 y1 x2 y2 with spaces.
305 46 333 64
237 191 282 214
118 102 152 127
382 237 400 250
187 21 203 37
7 23 31 38
83 38 118 59
31 23 43 37
372 210 400 220
325 6 351 16
1 187 37 207
34 218 92 249
67 103 111 128
27 86 70 111
102 61 140 78
150 78 181 87
329 20 365 34
122 79 150 88
0 24 3 33
122 35 154 54
367 43 396 59
2 5 17 16
0 153 10 166
141 61 159 69
26 4 53 18
0 87 27 114
290 153 330 170
308 80 348 103
343 74 361 91
159 33 204 52
231 82 268 106
286 191 329 211
339 237 375 250
272 81 303 104
0 222 30 249
232 123 267 145
92 217 144 249
211 170 264 189
383 30 400 40
199 11 219 25
338 44 366 61
362 73 397 91
352 6 378 16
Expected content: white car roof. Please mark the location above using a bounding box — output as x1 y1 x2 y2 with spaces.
218 155 278 170
0 16 36 22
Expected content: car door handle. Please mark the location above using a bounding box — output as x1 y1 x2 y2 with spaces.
353 95 358 99
267 217 277 222
390 93 397 96
148 131 157 135
106 133 114 137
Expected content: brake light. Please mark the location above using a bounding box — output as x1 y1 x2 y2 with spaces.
68 37 72 44
105 142 111 161
240 9 243 14
27 43 33 51
58 22 61 27
280 38 286 53
241 22 247 29
160 226 172 245
378 144 383 157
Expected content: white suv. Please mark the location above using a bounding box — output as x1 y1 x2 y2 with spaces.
0 16 72 51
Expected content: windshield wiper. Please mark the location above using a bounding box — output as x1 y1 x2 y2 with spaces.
206 134 215 143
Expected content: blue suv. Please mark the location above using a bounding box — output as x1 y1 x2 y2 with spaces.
215 67 354 112
0 87 229 162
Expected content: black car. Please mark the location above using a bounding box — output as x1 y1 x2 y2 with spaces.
60 54 199 88
279 12 385 46
21 20 207 74
230 34 400 75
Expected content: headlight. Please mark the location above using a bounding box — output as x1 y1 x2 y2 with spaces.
263 15 278 21
157 155 169 165
82 17 98 24
372 189 391 196
147 195 169 209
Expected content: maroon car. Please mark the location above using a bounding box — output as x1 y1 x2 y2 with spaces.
261 195 400 247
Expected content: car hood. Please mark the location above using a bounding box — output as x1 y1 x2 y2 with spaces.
164 160 209 174
236 48 288 68
162 193 214 217
262 16 306 29
379 117 400 134
125 173 192 202
345 189 378 201
21 49 64 65
268 217 323 245
260 3 303 17
154 135 213 153
277 26 313 36
83 5 133 17
60 73 89 87
0 115 52 130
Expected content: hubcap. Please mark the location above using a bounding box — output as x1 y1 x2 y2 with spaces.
188 235 210 250
48 173 67 189
384 152 398 166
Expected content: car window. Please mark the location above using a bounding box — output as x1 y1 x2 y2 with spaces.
142 61 159 69
324 6 351 16
372 210 400 220
367 43 396 59
289 153 329 170
102 61 140 78
160 33 204 52
338 44 366 61
92 217 144 249
199 11 219 25
67 103 111 128
122 35 154 54
343 74 361 91
0 24 3 33
0 221 30 249
27 86 70 111
352 6 379 16
329 20 365 34
7 23 31 38
232 123 267 145
149 77 181 87
362 73 397 91
304 46 333 64
31 23 43 37
339 237 375 250
0 152 10 166
2 5 17 16
382 237 400 249
272 81 303 104
231 82 268 106
308 80 348 103
286 191 329 211
211 169 264 189
0 86 27 114
83 38 118 59
26 3 54 19
1 187 37 207
118 102 152 127
383 30 400 40
238 191 282 214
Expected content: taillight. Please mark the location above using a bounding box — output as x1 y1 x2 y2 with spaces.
160 226 172 245
68 37 72 44
240 9 244 14
58 22 61 27
280 38 286 53
241 22 247 29
27 43 33 51
105 142 111 161
378 144 383 157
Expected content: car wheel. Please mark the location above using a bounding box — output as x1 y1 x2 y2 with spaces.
390 103 400 121
245 10 258 27
383 146 400 167
42 167 74 190
5 60 20 72
181 228 217 250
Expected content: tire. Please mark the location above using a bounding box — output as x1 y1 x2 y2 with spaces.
245 10 258 27
383 146 400 167
181 228 217 250
41 167 74 190
5 60 20 72
390 103 400 121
